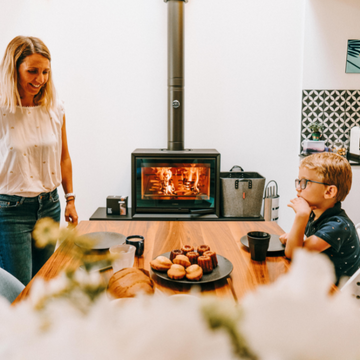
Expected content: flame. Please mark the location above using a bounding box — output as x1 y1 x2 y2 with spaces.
151 167 176 195
188 166 200 193
145 164 209 198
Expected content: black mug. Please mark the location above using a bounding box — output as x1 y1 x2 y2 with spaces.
125 235 145 256
247 231 271 261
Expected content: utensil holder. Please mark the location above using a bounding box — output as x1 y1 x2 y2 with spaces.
263 180 279 222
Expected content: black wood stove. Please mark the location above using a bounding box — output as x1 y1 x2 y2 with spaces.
131 149 220 218
131 0 221 219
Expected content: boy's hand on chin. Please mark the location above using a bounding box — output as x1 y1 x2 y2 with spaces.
279 232 288 245
288 197 315 217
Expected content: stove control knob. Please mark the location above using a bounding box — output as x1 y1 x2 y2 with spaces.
172 100 180 109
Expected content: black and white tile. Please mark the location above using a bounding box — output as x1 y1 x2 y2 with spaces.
301 89 360 149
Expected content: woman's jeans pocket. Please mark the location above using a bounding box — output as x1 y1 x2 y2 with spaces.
0 194 23 209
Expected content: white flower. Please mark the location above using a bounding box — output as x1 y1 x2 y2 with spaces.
32 217 60 247
240 249 360 360
73 269 103 287
27 278 48 307
0 295 237 360
7 247 360 359
0 300 45 359
46 272 70 295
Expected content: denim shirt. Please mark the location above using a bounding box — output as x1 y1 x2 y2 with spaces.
305 202 360 283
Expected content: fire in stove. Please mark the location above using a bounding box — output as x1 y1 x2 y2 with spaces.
141 164 210 200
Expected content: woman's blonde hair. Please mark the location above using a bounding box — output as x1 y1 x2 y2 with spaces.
0 36 56 113
301 152 352 202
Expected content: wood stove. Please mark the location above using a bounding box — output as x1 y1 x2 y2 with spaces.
131 149 220 218
131 1 220 219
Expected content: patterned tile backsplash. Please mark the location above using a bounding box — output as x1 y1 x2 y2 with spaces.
301 90 360 150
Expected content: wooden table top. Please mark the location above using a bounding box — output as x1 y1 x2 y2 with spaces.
13 220 290 304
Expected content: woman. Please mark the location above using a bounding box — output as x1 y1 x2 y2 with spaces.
0 36 78 286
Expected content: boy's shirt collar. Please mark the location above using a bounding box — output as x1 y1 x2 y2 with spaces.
309 202 342 226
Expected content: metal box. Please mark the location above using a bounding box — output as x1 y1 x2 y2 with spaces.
106 196 128 215
220 170 265 217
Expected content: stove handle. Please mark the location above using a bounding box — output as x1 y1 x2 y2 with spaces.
189 209 214 215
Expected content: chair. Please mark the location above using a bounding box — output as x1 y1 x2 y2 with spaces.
340 267 360 300
356 223 360 239
0 267 25 303
339 224 360 298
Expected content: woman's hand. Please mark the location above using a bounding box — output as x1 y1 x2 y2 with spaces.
65 201 78 226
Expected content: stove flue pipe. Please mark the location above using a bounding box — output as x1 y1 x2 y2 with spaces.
165 0 188 151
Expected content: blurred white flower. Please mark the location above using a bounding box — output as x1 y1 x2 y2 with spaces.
240 249 360 360
27 278 48 308
0 299 45 359
32 217 60 248
46 272 71 295
4 248 360 359
73 269 103 287
1 294 237 360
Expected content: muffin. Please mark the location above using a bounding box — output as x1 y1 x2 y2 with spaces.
150 256 173 272
187 251 199 265
186 264 203 281
197 245 210 256
203 251 218 268
173 254 191 268
167 264 186 280
170 249 184 261
197 255 213 273
181 245 194 255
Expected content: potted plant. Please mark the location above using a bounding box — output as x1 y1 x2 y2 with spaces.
309 121 325 140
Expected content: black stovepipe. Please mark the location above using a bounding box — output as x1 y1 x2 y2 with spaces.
165 0 188 151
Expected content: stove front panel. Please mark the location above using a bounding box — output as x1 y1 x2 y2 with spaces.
131 151 220 216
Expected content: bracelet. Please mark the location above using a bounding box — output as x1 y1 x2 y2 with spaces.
66 197 75 203
65 193 76 200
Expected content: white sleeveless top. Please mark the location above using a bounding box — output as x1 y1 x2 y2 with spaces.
0 101 64 197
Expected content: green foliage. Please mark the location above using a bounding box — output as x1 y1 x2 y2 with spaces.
309 121 325 133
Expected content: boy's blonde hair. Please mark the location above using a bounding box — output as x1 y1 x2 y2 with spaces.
301 152 352 202
0 36 56 113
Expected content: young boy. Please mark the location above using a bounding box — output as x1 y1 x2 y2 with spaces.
280 152 360 284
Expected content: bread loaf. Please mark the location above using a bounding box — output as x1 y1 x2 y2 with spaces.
108 268 154 298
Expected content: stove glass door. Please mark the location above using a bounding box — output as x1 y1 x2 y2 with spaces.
135 157 216 212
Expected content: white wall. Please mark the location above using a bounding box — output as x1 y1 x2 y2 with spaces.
303 0 360 89
303 0 360 224
0 0 306 232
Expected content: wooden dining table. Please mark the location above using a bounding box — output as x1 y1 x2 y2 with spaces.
13 220 290 304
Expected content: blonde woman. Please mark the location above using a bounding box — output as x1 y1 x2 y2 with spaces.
0 36 78 286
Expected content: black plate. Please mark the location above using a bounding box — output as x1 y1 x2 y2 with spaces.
75 231 126 250
240 234 285 252
150 252 233 284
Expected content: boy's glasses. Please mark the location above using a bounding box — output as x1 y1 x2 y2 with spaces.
295 178 331 190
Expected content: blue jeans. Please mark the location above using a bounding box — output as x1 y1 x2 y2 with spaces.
0 189 61 286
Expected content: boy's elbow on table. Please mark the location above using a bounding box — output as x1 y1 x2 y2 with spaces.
284 246 295 259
